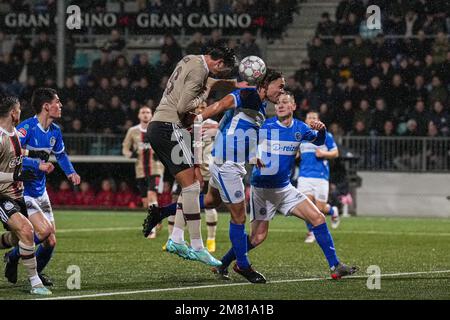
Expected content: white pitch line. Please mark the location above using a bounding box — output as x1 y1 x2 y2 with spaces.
55 226 450 237
34 270 450 300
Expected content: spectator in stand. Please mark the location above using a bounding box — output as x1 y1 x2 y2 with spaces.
206 29 227 48
60 76 81 104
116 77 133 105
320 77 343 110
32 31 55 57
134 77 156 105
340 12 360 36
308 36 328 67
355 56 377 85
237 31 261 59
105 96 126 133
402 119 420 137
354 99 371 129
107 29 126 56
342 77 362 107
428 76 448 106
318 56 338 82
371 98 391 135
90 48 113 82
154 53 174 80
329 35 349 65
95 179 116 207
33 48 56 86
318 103 335 127
382 120 396 137
316 12 336 38
73 182 96 206
407 99 430 136
410 74 429 103
16 49 35 88
113 55 130 82
301 80 321 111
129 53 157 86
94 77 114 107
350 120 368 136
115 181 139 208
431 31 449 64
385 74 410 119
53 180 74 206
161 34 183 65
337 99 355 133
348 36 371 65
429 100 449 136
186 32 206 55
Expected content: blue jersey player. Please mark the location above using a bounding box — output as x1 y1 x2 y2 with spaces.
4 88 81 286
299 111 340 244
217 92 358 280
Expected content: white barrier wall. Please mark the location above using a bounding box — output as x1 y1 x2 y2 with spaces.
356 172 450 218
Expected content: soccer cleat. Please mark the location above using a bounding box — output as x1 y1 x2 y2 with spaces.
30 286 52 295
331 206 340 229
147 227 157 239
142 205 162 238
304 232 316 243
211 266 231 280
330 262 359 280
165 239 192 260
38 273 54 287
162 243 167 251
4 251 19 284
206 239 216 253
233 264 266 284
188 248 222 267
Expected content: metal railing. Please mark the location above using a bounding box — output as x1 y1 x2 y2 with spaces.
62 134 450 172
338 136 450 172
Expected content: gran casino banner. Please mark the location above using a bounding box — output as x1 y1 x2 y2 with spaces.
0 12 265 34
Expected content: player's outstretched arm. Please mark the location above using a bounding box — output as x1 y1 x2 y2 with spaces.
315 148 339 159
196 94 235 123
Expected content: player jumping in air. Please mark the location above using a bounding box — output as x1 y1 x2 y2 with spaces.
4 88 81 287
299 111 340 244
214 92 358 280
0 96 52 295
122 105 164 239
145 45 245 267
145 69 286 283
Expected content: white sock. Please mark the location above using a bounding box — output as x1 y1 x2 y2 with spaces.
171 227 184 243
190 238 204 251
30 275 42 288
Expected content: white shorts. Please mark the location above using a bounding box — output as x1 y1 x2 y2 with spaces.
250 184 307 221
24 191 54 223
209 161 246 204
297 177 329 203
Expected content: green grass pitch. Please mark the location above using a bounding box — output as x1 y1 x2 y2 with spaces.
1 211 449 300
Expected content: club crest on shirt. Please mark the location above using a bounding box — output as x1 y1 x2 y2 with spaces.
295 132 302 141
50 137 56 147
234 190 243 199
4 201 14 211
259 207 267 215
18 128 27 137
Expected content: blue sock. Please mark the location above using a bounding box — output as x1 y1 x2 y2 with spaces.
8 246 20 263
199 194 205 209
312 223 339 268
160 194 206 218
328 206 335 216
306 222 313 232
36 245 54 273
221 236 254 269
229 222 250 269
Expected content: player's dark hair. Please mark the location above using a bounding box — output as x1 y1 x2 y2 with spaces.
31 87 57 114
0 96 20 117
257 68 283 89
205 45 237 69
282 90 295 100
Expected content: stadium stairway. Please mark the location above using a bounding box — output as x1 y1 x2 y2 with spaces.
265 0 339 77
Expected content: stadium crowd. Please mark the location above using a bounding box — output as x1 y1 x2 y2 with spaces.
285 0 450 139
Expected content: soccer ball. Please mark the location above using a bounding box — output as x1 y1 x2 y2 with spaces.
238 56 267 84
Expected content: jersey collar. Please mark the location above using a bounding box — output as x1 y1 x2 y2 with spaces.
276 119 294 128
34 116 50 133
0 127 15 137
201 55 209 73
